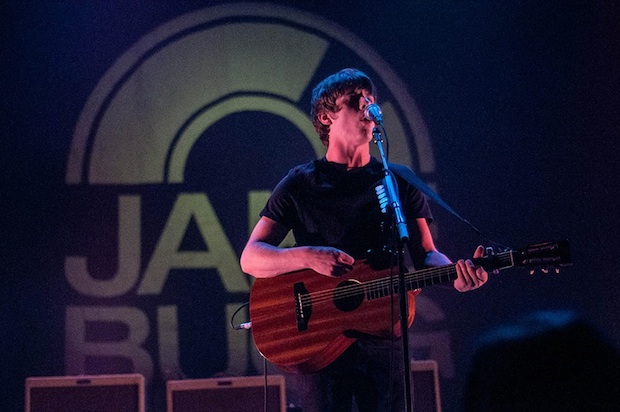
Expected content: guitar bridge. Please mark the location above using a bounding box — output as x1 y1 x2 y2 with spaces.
294 282 311 331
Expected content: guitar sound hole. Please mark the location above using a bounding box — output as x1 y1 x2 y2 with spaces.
333 280 364 312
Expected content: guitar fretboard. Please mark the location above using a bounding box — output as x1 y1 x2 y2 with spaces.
364 251 515 300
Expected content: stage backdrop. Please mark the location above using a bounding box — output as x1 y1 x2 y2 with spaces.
2 1 618 411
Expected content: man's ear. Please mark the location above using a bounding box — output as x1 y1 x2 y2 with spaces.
318 111 332 126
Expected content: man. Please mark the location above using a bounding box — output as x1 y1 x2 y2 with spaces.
240 68 489 412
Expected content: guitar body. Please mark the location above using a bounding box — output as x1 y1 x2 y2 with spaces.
249 261 418 373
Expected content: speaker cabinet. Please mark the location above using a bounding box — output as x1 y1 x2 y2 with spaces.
166 375 286 412
410 360 442 412
25 373 145 412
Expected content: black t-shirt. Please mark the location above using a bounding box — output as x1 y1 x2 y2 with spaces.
261 157 432 260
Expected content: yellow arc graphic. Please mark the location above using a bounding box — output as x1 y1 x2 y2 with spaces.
66 3 433 185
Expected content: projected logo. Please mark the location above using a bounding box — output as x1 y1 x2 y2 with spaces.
63 3 453 391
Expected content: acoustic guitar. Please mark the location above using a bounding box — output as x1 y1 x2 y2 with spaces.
249 241 570 373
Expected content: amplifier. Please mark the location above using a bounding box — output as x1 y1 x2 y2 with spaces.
167 375 286 412
25 373 144 412
411 360 442 412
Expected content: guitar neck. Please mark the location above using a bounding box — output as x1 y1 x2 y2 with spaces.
366 250 515 300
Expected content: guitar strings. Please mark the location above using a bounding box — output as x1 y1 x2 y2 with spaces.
299 264 458 305
299 254 512 306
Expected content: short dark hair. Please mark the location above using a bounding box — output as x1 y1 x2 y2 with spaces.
310 68 376 146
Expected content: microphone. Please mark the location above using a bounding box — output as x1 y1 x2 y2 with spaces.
364 103 383 125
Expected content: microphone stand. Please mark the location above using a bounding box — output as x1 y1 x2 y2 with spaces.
372 125 413 412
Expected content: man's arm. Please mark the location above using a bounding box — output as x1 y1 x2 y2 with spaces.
240 216 355 278
414 217 488 292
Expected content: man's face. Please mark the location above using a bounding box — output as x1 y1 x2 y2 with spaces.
326 88 376 145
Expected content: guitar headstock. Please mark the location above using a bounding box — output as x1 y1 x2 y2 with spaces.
476 240 571 274
513 240 571 274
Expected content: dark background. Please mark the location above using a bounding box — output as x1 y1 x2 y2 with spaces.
2 1 619 411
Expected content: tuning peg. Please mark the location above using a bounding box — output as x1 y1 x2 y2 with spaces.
541 267 549 274
529 269 535 275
